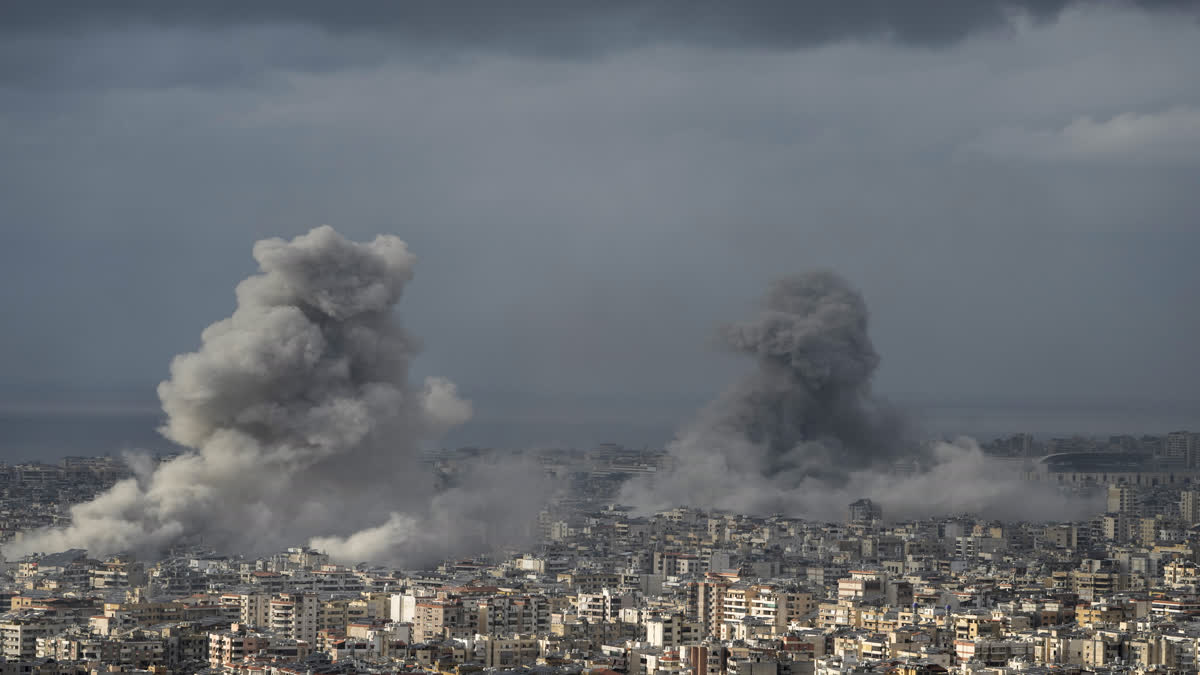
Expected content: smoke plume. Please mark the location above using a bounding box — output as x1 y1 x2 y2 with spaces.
6 226 541 564
623 271 1090 521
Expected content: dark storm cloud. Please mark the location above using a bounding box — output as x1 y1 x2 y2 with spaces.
0 1 1197 451
2 1 1195 91
3 1 1197 50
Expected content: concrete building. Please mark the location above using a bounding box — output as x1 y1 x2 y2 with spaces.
646 613 703 648
0 614 71 660
480 634 541 668
270 592 318 644
1107 484 1139 515
848 499 882 524
578 589 634 623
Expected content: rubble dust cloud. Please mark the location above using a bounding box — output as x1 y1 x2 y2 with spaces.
4 226 545 564
621 271 1095 521
6 243 1091 565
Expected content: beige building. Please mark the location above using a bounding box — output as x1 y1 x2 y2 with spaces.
646 613 704 648
270 592 319 644
480 634 541 668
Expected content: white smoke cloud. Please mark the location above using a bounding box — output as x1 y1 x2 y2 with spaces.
310 454 551 563
785 438 1098 522
309 513 424 564
420 376 474 434
6 226 540 564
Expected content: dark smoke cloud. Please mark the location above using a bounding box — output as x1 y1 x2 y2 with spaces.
3 1 1196 50
622 271 909 513
623 271 1093 521
714 272 906 482
5 226 545 564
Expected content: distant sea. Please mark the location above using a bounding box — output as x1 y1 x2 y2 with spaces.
0 410 173 463
906 400 1200 442
0 399 1196 463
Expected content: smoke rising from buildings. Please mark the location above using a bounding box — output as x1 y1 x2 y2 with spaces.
5 238 1094 563
5 226 543 564
622 271 1094 521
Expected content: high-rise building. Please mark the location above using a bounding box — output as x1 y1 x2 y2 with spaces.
687 578 731 636
1107 485 1139 515
1165 431 1199 468
270 593 318 644
221 592 270 629
1181 490 1200 525
848 499 882 524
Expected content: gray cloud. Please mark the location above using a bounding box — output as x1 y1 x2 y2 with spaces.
965 106 1200 165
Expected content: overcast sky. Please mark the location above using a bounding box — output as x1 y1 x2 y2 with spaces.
1 1 1198 446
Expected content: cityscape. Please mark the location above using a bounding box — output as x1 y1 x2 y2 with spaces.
2 1 1199 675
1 432 1200 674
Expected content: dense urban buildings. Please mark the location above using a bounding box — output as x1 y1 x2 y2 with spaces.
0 433 1197 673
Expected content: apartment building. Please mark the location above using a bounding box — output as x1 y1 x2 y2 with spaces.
270 593 319 644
